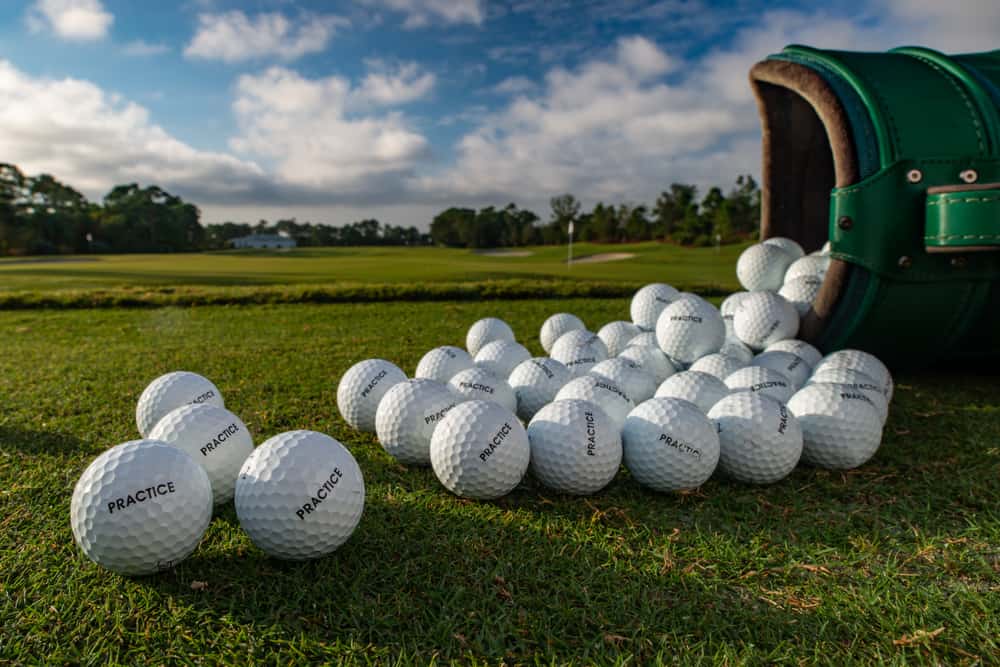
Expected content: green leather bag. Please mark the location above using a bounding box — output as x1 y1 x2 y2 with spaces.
750 45 1000 368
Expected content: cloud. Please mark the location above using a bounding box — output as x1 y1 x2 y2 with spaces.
492 76 537 96
26 0 113 41
122 40 170 57
362 0 485 29
877 0 1000 52
0 60 267 203
184 11 348 63
357 60 436 106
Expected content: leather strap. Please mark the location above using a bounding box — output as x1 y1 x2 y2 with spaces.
925 182 1000 252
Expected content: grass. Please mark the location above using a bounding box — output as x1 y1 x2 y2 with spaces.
1 299 998 664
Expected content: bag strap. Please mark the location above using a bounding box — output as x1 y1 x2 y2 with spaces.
925 182 1000 253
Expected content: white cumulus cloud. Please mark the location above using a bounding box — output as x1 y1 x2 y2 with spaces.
26 0 113 41
357 60 436 106
362 0 485 28
184 11 348 63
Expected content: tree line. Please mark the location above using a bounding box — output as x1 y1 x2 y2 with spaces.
0 161 759 255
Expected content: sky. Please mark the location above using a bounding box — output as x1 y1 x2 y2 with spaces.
0 0 998 229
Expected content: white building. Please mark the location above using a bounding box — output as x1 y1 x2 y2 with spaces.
230 233 296 249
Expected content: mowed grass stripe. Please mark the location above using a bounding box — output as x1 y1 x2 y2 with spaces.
1 300 997 664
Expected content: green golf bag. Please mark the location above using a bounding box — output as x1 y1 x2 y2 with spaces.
750 45 1000 368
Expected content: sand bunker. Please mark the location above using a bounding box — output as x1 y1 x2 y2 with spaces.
569 252 635 264
476 250 533 257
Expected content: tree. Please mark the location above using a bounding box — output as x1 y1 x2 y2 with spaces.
653 184 698 241
548 193 580 244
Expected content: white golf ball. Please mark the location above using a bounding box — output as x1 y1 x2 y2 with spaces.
765 339 822 369
71 440 212 575
819 240 831 255
430 400 530 500
807 368 889 423
549 329 609 377
618 344 676 384
448 366 518 413
540 313 586 354
136 371 224 437
732 291 799 350
337 359 407 432
474 340 531 380
787 384 883 469
555 375 635 430
508 357 572 421
597 320 642 357
622 397 720 492
415 346 474 383
654 370 729 413
148 404 254 505
736 243 795 291
779 275 823 316
527 399 622 495
719 338 754 364
630 283 679 330
813 349 893 401
466 317 515 356
708 391 803 484
655 298 725 364
627 331 659 348
724 365 795 403
752 350 811 389
689 353 746 381
375 379 462 465
784 255 830 283
589 357 657 402
720 291 750 323
235 430 364 561
763 236 805 259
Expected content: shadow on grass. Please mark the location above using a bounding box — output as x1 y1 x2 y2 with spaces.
0 424 87 456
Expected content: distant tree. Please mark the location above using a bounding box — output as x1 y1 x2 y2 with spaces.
549 193 580 244
430 207 475 247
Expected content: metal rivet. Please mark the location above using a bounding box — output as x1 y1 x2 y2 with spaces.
960 169 978 184
950 256 967 269
898 256 913 269
837 216 853 231
906 169 923 183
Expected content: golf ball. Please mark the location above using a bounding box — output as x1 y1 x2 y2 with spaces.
474 340 531 380
590 357 657 402
724 365 795 403
622 397 720 492
148 404 254 505
732 291 799 350
736 243 795 291
448 366 518 413
375 379 462 465
630 283 679 330
763 236 805 259
540 313 586 354
618 344 676 384
654 370 729 414
597 320 642 357
813 349 893 401
752 350 811 389
466 317 516 357
689 353 746 381
655 298 725 364
807 368 889 423
719 338 754 364
549 329 609 377
779 276 823 316
415 346 474 383
765 339 822 369
337 359 407 432
235 431 365 561
708 391 803 484
508 357 572 421
136 371 224 437
71 440 212 575
527 399 622 495
720 291 750 323
787 383 883 469
430 400 530 500
555 375 635 430
627 331 659 348
784 255 830 283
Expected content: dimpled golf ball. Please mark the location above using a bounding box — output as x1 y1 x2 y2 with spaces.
555 375 635 430
590 357 657 402
630 283 679 330
540 313 586 353
148 404 254 505
627 331 659 348
779 275 822 316
784 255 830 283
430 400 530 500
720 291 750 322
724 365 795 403
474 340 531 380
765 339 822 369
708 391 803 484
415 346 475 383
689 353 746 381
136 371 225 437
787 384 883 469
598 321 642 357
235 430 365 561
752 350 811 389
508 357 571 421
466 317 516 356
622 397 720 492
527 399 622 495
375 379 462 465
736 243 795 291
763 236 805 259
71 440 212 576
733 291 799 351
448 366 518 413
654 370 729 414
337 359 407 432
719 338 754 364
813 349 893 401
655 298 725 364
807 368 889 423
618 344 676 384
549 329 609 377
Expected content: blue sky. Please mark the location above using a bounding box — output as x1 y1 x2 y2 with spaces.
0 0 996 227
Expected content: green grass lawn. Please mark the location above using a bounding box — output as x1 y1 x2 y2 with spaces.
2 299 997 664
0 242 744 293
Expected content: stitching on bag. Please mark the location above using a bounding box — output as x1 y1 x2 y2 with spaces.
905 53 987 155
924 234 1000 240
927 196 1000 206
